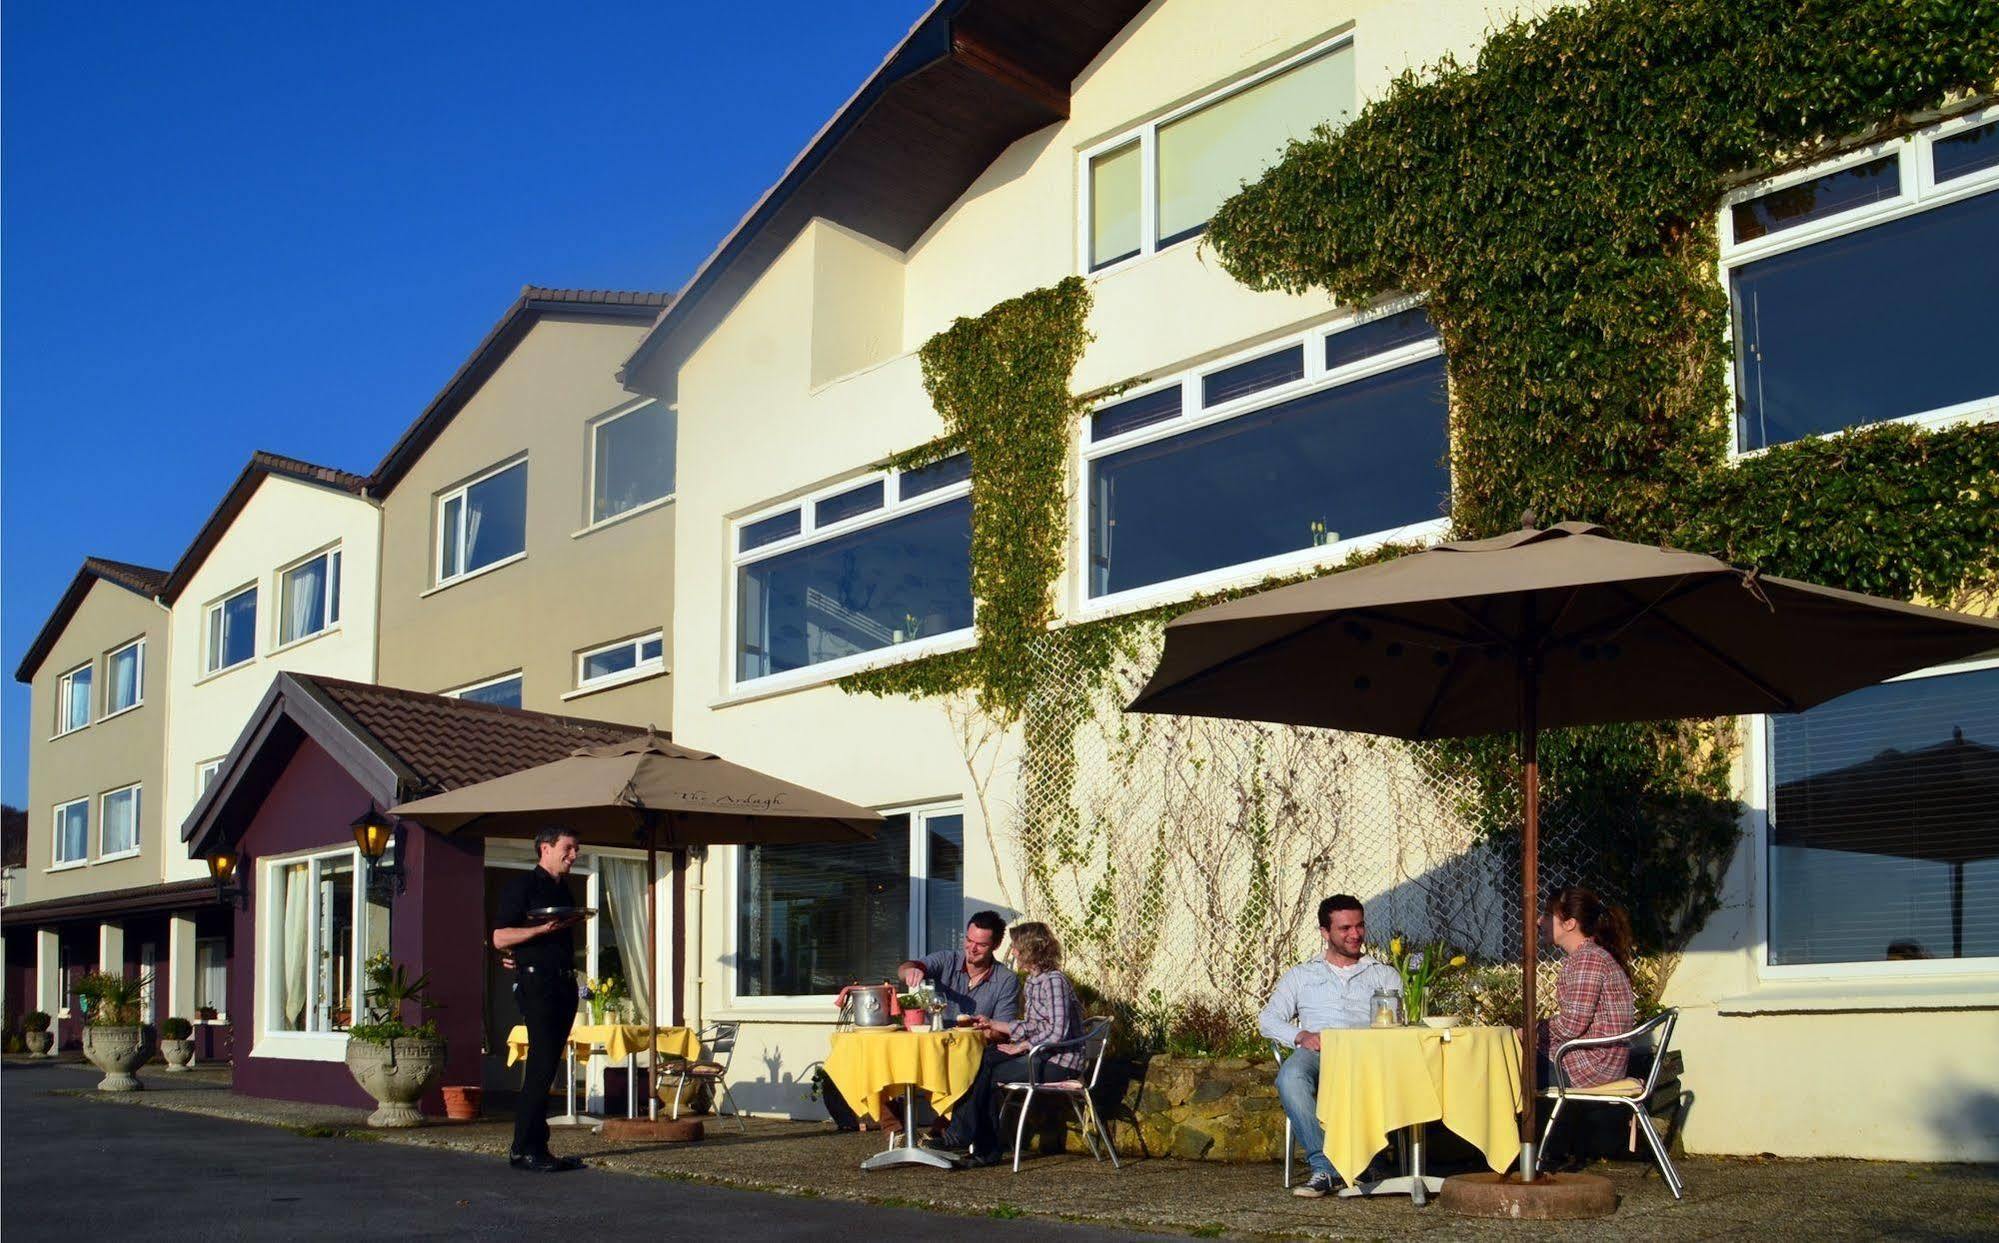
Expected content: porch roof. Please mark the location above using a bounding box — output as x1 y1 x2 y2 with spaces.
0 879 220 929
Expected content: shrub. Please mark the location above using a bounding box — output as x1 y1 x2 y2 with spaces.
1163 995 1264 1059
24 1011 51 1033
347 953 441 1044
75 971 152 1027
160 1017 193 1041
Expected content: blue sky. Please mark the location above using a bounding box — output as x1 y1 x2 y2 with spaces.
1 1 933 806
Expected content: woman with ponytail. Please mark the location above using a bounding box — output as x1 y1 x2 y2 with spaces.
1538 886 1637 1089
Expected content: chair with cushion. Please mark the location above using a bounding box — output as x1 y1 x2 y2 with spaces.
995 1016 1121 1173
658 1022 746 1130
1537 1007 1684 1199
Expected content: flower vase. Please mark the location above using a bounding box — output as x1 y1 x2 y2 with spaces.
589 1001 606 1025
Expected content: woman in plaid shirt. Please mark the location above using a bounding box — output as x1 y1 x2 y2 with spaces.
1538 886 1636 1090
941 921 1085 1165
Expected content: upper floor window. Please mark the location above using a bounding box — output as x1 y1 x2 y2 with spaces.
1081 36 1355 272
1085 307 1450 606
278 549 342 647
205 584 258 675
198 758 225 795
732 456 973 687
100 784 141 859
1723 107 1999 453
1766 660 1998 968
448 672 523 709
578 631 665 690
55 662 92 735
437 458 528 585
52 798 89 866
103 639 143 715
591 401 676 525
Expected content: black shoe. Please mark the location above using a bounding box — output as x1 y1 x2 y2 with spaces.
508 1150 529 1169
517 1153 583 1173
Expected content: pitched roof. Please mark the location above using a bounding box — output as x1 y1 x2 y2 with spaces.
13 556 172 684
369 285 674 497
157 450 371 605
619 0 1148 384
182 672 651 857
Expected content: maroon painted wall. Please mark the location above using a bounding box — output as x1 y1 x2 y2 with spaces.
228 737 487 1114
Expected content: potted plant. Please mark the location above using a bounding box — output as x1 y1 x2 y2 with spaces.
160 1017 195 1070
196 1005 220 1022
343 952 447 1127
583 974 627 1026
75 971 154 1091
23 1011 53 1057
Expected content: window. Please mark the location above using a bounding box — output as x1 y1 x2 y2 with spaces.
732 462 974 686
449 673 523 709
278 549 341 646
195 937 228 1017
205 585 257 674
736 806 965 998
55 663 92 734
1085 308 1450 603
102 640 143 715
264 849 389 1036
436 458 528 584
1723 108 1999 452
198 759 225 795
1766 662 1999 967
577 632 665 689
100 785 140 858
52 799 88 865
1081 37 1355 271
591 401 676 524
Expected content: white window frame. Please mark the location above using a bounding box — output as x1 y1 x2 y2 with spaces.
98 783 142 862
50 798 90 869
571 631 666 696
274 545 343 651
1720 104 1999 458
255 845 379 1061
203 582 259 677
1076 302 1452 619
54 661 93 737
194 935 229 1022
584 399 676 531
197 757 226 796
101 638 145 719
445 671 525 705
1076 32 1355 276
726 801 966 1010
433 455 529 589
1746 654 1999 983
727 459 976 697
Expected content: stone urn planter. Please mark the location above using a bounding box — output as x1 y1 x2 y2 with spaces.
161 1039 195 1071
345 1036 448 1127
24 1030 53 1057
82 1025 153 1091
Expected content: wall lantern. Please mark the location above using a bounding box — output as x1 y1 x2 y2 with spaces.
351 805 403 893
208 850 244 907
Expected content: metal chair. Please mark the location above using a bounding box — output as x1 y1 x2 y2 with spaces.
1271 1039 1299 1188
995 1016 1120 1173
1538 1007 1684 1199
658 1021 746 1131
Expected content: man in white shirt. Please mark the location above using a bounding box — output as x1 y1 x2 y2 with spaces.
1259 894 1401 1197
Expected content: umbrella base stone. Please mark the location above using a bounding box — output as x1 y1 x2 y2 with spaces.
1438 1172 1616 1219
600 1118 703 1143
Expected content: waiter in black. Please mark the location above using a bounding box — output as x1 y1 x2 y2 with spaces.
493 826 589 1173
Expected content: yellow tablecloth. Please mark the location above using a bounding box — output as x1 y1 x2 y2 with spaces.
823 1028 986 1122
1314 1025 1524 1185
504 1022 701 1067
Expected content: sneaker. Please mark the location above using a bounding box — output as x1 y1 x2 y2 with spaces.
1293 1170 1339 1198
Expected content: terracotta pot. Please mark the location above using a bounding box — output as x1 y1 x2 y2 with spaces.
82 1025 152 1091
161 1038 195 1071
902 1008 929 1032
442 1085 482 1121
24 1030 52 1056
344 1036 448 1127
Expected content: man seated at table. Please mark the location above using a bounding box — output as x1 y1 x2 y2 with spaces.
1259 894 1401 1199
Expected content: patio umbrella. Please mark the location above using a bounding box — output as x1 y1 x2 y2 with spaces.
1128 519 1999 1175
391 731 880 1090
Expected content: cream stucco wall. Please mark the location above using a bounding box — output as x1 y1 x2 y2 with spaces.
164 476 381 877
374 315 673 730
17 578 171 903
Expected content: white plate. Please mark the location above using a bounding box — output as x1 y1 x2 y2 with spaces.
1420 1015 1461 1029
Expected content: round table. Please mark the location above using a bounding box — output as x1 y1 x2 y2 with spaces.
823 1027 986 1171
1314 1024 1524 1203
505 1022 701 1126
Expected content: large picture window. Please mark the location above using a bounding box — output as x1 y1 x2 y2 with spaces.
278 549 342 646
1766 662 1999 967
263 849 390 1037
205 585 257 674
436 458 528 585
1081 37 1354 271
52 798 88 866
1723 108 1999 453
1086 309 1450 604
591 401 676 525
55 662 92 735
100 784 140 858
732 458 973 686
736 806 965 999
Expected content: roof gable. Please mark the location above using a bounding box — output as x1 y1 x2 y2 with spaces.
14 557 170 684
158 450 371 605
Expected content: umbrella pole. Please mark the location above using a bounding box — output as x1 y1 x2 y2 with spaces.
648 816 660 1121
1518 667 1541 1182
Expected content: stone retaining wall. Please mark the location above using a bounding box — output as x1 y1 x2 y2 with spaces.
1028 1053 1287 1162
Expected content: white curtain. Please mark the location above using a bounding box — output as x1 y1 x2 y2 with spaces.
286 559 324 643
108 648 138 711
602 858 653 1029
463 497 485 568
282 864 310 1029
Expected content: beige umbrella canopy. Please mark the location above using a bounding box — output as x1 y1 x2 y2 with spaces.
392 731 879 1060
1131 520 1999 1175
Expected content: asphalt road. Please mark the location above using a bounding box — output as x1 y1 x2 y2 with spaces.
3 1064 1159 1241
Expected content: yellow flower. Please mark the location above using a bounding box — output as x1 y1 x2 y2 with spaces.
1450 955 1468 968
1390 936 1404 958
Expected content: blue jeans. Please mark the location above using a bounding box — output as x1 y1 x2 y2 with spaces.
1275 1046 1334 1178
